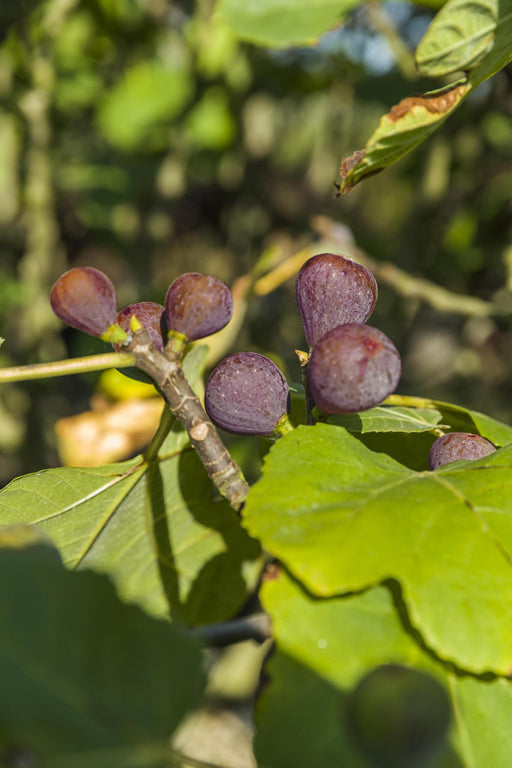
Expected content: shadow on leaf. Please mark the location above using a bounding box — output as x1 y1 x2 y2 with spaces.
145 448 261 626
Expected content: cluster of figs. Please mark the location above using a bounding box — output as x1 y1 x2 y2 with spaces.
49 255 496 470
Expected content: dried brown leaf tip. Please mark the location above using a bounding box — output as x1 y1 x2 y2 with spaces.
337 150 386 196
340 149 366 179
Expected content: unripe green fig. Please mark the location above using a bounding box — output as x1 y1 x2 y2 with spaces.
346 665 451 768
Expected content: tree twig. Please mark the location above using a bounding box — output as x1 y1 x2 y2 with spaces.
189 612 272 647
127 329 249 511
0 352 135 382
253 220 505 318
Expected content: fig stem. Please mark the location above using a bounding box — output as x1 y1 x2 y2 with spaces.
127 327 249 512
295 349 316 425
100 323 129 344
275 414 294 436
383 394 439 408
0 352 136 383
165 330 188 359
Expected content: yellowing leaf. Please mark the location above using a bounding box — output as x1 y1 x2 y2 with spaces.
338 0 512 194
338 81 470 195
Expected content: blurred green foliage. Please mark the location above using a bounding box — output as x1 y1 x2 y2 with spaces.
0 0 511 484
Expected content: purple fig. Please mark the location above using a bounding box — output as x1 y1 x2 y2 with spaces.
308 324 401 414
205 352 290 435
115 302 166 351
50 267 118 339
429 432 496 469
296 253 377 348
165 273 233 341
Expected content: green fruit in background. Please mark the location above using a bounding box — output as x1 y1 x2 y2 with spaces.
346 664 451 768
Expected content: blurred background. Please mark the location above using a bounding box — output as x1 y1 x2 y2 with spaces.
0 0 511 486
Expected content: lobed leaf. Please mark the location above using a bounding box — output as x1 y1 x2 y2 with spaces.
0 450 260 626
435 399 512 446
244 423 512 674
382 395 512 445
0 545 203 764
256 570 512 768
350 397 512 470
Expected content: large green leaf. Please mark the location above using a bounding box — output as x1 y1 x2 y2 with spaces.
0 544 203 766
416 0 501 76
0 348 261 625
216 0 359 48
347 397 512 470
244 423 512 674
0 448 260 625
256 570 512 768
303 390 512 444
337 0 512 194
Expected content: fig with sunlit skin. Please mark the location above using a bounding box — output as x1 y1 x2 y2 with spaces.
428 432 496 469
296 253 377 348
308 324 401 414
50 267 121 341
165 273 233 342
205 352 290 436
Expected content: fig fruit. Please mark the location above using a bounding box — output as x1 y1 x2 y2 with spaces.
205 352 290 435
50 267 119 340
115 302 166 351
165 273 233 342
296 253 377 348
429 432 496 469
308 324 401 414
